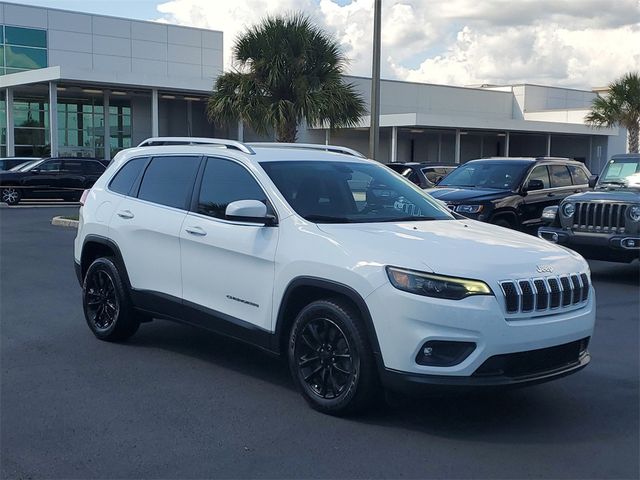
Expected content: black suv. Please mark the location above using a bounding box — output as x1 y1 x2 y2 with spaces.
386 162 457 189
428 157 592 230
0 157 107 205
539 154 640 263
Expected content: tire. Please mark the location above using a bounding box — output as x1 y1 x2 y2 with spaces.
288 298 379 415
82 257 140 342
1 187 21 205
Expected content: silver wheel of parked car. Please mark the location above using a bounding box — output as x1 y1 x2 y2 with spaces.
1 188 21 205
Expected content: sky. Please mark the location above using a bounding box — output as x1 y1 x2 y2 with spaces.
16 0 640 89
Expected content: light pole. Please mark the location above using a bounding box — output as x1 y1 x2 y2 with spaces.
369 0 381 160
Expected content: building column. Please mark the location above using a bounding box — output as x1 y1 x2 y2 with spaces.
103 90 110 160
546 134 552 156
48 82 58 157
5 88 14 156
437 133 442 162
151 88 159 138
390 126 398 162
237 119 244 142
186 99 193 137
505 132 510 157
324 128 330 145
454 128 461 164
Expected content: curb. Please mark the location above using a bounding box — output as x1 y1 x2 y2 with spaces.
51 216 79 228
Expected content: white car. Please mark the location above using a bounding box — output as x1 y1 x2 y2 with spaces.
74 139 595 415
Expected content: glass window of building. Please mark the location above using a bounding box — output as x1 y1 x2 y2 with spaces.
13 96 50 157
1 25 48 75
58 99 106 158
109 103 132 158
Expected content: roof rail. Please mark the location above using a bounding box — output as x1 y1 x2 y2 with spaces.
137 137 255 154
248 142 366 158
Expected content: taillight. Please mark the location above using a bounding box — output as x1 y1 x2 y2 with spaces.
80 189 90 206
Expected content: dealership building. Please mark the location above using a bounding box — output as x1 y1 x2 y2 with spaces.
0 1 627 173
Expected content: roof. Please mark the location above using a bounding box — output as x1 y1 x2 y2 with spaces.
466 156 580 164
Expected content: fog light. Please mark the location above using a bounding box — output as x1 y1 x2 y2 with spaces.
416 340 476 366
621 238 640 249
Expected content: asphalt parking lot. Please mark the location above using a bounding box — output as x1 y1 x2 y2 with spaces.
1 207 638 479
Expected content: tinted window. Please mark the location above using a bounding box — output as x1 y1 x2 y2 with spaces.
549 165 572 188
528 165 550 189
197 158 267 219
82 161 106 174
109 157 148 195
62 160 85 174
137 156 200 208
38 160 62 172
260 161 453 223
568 165 589 185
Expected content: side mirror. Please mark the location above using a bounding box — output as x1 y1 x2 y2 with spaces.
524 179 545 193
30 168 41 173
588 175 598 188
225 200 276 226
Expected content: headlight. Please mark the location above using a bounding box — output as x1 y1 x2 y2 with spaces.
629 205 640 222
455 204 483 214
542 205 558 221
562 202 575 217
386 266 493 300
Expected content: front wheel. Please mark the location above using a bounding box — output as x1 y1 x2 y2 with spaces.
83 257 140 342
288 299 379 415
1 187 21 205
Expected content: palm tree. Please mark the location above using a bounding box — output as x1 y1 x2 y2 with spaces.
586 72 640 153
207 14 366 143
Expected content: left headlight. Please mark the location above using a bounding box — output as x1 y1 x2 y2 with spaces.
629 205 640 222
386 266 493 300
455 204 483 214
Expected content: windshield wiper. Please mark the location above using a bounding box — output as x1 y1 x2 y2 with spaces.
304 215 353 223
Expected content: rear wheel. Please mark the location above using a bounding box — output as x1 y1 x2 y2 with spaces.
288 299 378 415
83 257 140 341
1 187 21 205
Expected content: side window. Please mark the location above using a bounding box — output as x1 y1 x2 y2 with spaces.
137 156 200 209
528 165 550 189
83 161 105 174
197 157 267 219
61 160 85 174
422 168 440 184
549 165 572 188
568 165 589 185
38 160 62 172
109 157 148 196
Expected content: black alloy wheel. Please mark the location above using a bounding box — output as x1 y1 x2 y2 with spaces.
295 318 356 400
83 257 140 341
85 269 119 331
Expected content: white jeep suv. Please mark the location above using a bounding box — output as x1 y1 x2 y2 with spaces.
74 139 595 415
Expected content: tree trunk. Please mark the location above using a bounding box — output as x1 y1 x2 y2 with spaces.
276 119 298 143
628 123 639 153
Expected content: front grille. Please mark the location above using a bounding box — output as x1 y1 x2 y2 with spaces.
500 273 590 315
573 202 628 233
473 338 589 378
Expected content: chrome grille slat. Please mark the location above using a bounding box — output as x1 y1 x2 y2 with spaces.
501 273 589 316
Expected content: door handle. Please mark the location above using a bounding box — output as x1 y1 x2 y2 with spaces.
185 226 207 236
116 210 135 219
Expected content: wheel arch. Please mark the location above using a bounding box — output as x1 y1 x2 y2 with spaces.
274 277 383 365
489 208 519 227
80 235 132 290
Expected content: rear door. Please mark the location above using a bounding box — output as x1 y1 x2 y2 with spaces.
180 156 278 331
568 164 590 193
108 155 201 299
521 164 554 226
548 164 577 203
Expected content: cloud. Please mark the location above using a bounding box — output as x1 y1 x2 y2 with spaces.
155 0 640 89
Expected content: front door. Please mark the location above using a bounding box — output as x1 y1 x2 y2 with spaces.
180 156 278 332
521 164 556 227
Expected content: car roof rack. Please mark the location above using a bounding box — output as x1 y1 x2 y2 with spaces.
137 137 255 154
248 142 366 158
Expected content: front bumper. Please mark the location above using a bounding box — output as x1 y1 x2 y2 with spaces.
365 282 595 392
538 226 640 263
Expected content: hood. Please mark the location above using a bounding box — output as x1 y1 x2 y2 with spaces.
426 187 510 203
566 189 640 203
316 219 587 283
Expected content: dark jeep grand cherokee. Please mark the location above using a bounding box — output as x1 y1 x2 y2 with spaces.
539 154 640 263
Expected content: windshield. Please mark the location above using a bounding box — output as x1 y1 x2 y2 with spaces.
437 161 528 190
598 158 640 188
260 161 454 223
9 159 44 172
